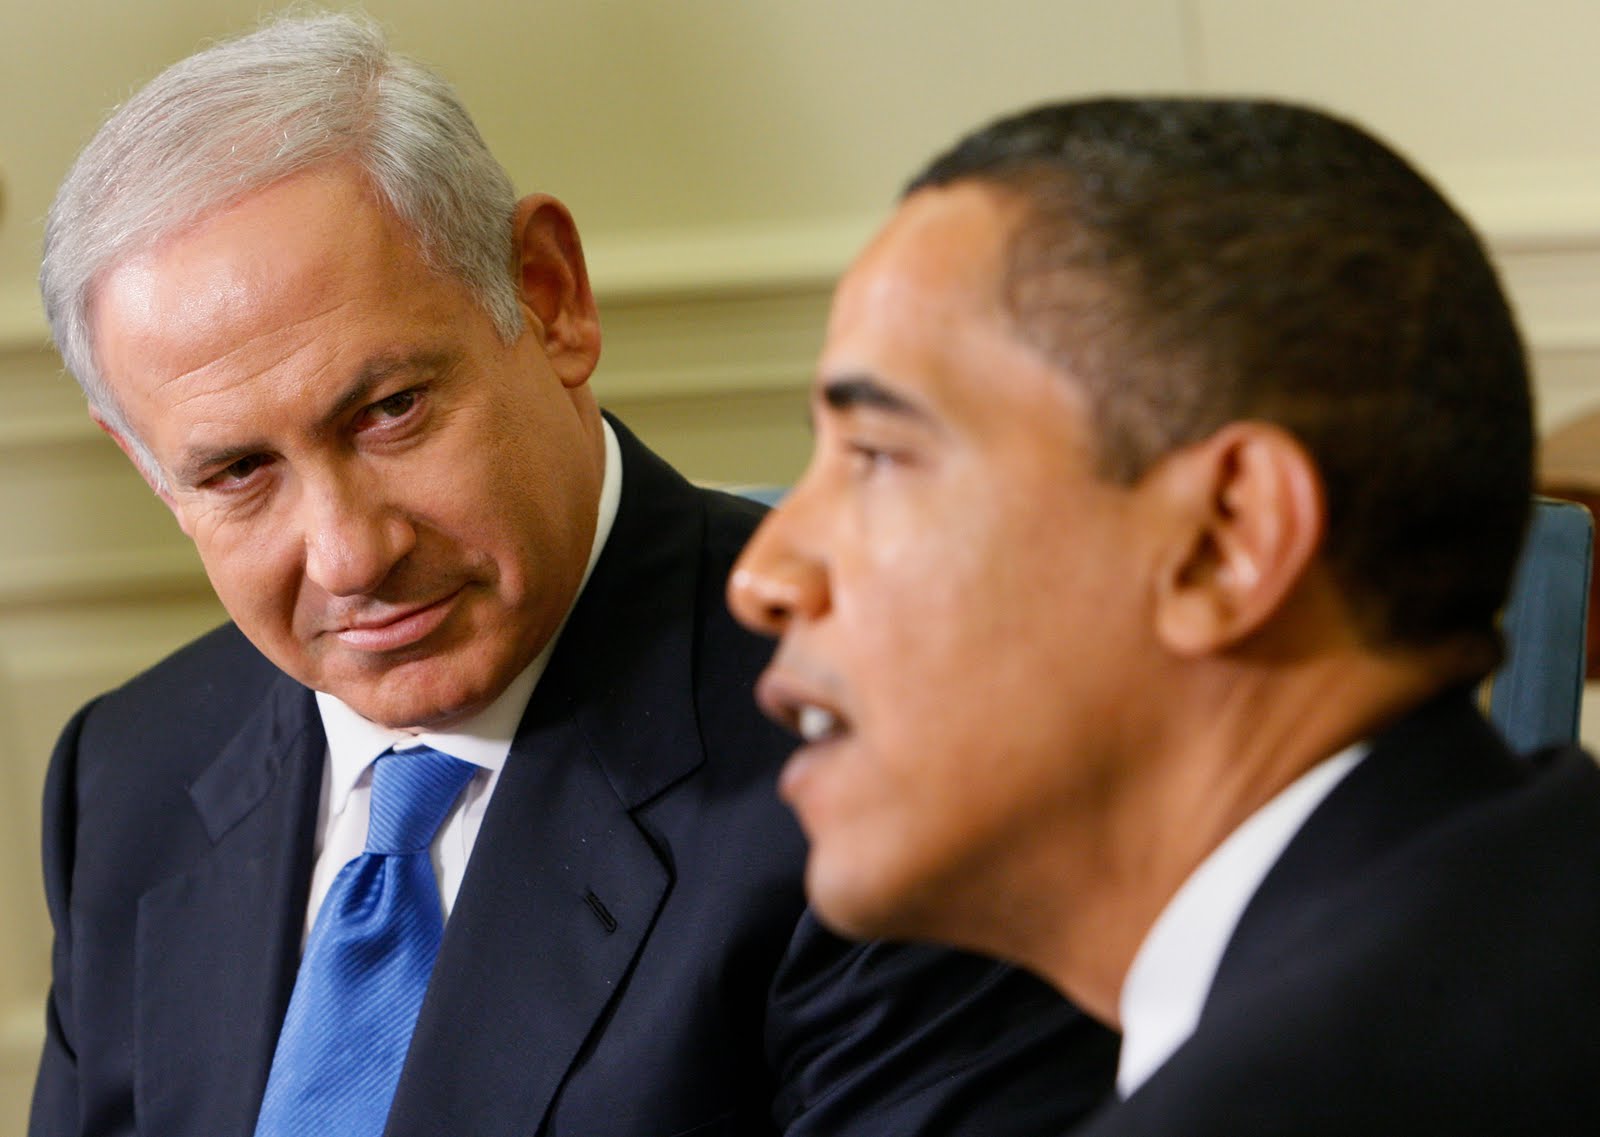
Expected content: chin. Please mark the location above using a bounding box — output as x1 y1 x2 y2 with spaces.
804 849 930 944
334 678 490 732
806 843 1013 964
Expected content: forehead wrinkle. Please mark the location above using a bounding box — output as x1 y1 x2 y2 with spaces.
114 276 359 406
147 318 339 460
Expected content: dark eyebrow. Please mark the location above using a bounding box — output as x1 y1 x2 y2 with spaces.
327 350 451 418
818 374 934 423
172 349 452 487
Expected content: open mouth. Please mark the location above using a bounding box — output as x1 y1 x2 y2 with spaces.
797 704 846 744
756 666 853 747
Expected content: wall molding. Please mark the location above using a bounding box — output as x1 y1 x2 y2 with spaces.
583 215 877 302
0 1005 38 1059
0 545 208 610
0 279 48 356
3 195 1598 374
0 413 99 452
0 1003 41 1136
1444 162 1600 254
3 202 1600 348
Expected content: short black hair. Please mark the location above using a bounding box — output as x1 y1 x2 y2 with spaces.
909 98 1532 667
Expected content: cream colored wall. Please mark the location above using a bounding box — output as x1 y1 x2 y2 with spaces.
3 1 1599 1128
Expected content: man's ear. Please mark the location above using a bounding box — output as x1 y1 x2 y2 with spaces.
511 194 602 389
94 414 191 534
1149 422 1325 656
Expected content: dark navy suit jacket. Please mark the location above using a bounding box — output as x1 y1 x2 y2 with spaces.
1076 688 1600 1136
29 418 1116 1137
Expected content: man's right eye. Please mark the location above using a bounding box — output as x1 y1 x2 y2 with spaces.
845 438 912 479
211 454 270 486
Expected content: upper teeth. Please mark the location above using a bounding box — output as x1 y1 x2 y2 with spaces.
798 705 839 743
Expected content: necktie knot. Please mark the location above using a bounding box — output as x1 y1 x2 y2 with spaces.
365 746 478 854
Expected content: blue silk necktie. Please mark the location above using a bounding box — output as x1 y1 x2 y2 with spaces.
253 746 477 1137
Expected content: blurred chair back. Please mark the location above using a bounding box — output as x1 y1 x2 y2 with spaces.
1483 497 1593 753
729 484 787 508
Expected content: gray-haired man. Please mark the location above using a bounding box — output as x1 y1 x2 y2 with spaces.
31 14 1113 1137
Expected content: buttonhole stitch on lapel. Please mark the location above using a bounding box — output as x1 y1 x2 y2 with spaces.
584 889 618 933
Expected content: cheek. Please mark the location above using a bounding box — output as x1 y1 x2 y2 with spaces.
840 538 1016 708
189 517 303 626
838 552 1095 812
448 492 552 608
426 422 587 586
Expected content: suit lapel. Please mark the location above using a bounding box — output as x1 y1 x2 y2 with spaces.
134 675 324 1137
1083 692 1561 1134
385 419 714 1137
1207 687 1520 1008
385 703 675 1137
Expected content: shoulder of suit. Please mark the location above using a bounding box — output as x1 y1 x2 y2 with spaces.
694 484 770 560
94 621 285 722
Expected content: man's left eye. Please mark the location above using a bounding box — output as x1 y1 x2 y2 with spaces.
372 390 416 418
848 442 901 475
355 389 422 431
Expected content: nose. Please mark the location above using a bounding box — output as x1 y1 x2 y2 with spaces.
301 469 416 597
727 500 830 636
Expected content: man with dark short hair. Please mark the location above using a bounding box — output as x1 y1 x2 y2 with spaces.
730 98 1600 1134
29 15 1115 1137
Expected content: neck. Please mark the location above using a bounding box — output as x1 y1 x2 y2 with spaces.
977 646 1452 1026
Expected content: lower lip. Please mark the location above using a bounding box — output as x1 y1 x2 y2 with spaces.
777 738 835 807
334 592 461 652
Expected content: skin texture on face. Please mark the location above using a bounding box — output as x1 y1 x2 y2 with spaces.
728 183 1457 1024
92 166 605 730
728 183 1174 954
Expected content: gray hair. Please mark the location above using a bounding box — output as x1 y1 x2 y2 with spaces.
40 11 522 482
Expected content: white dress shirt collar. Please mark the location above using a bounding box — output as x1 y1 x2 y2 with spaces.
1115 740 1369 1097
